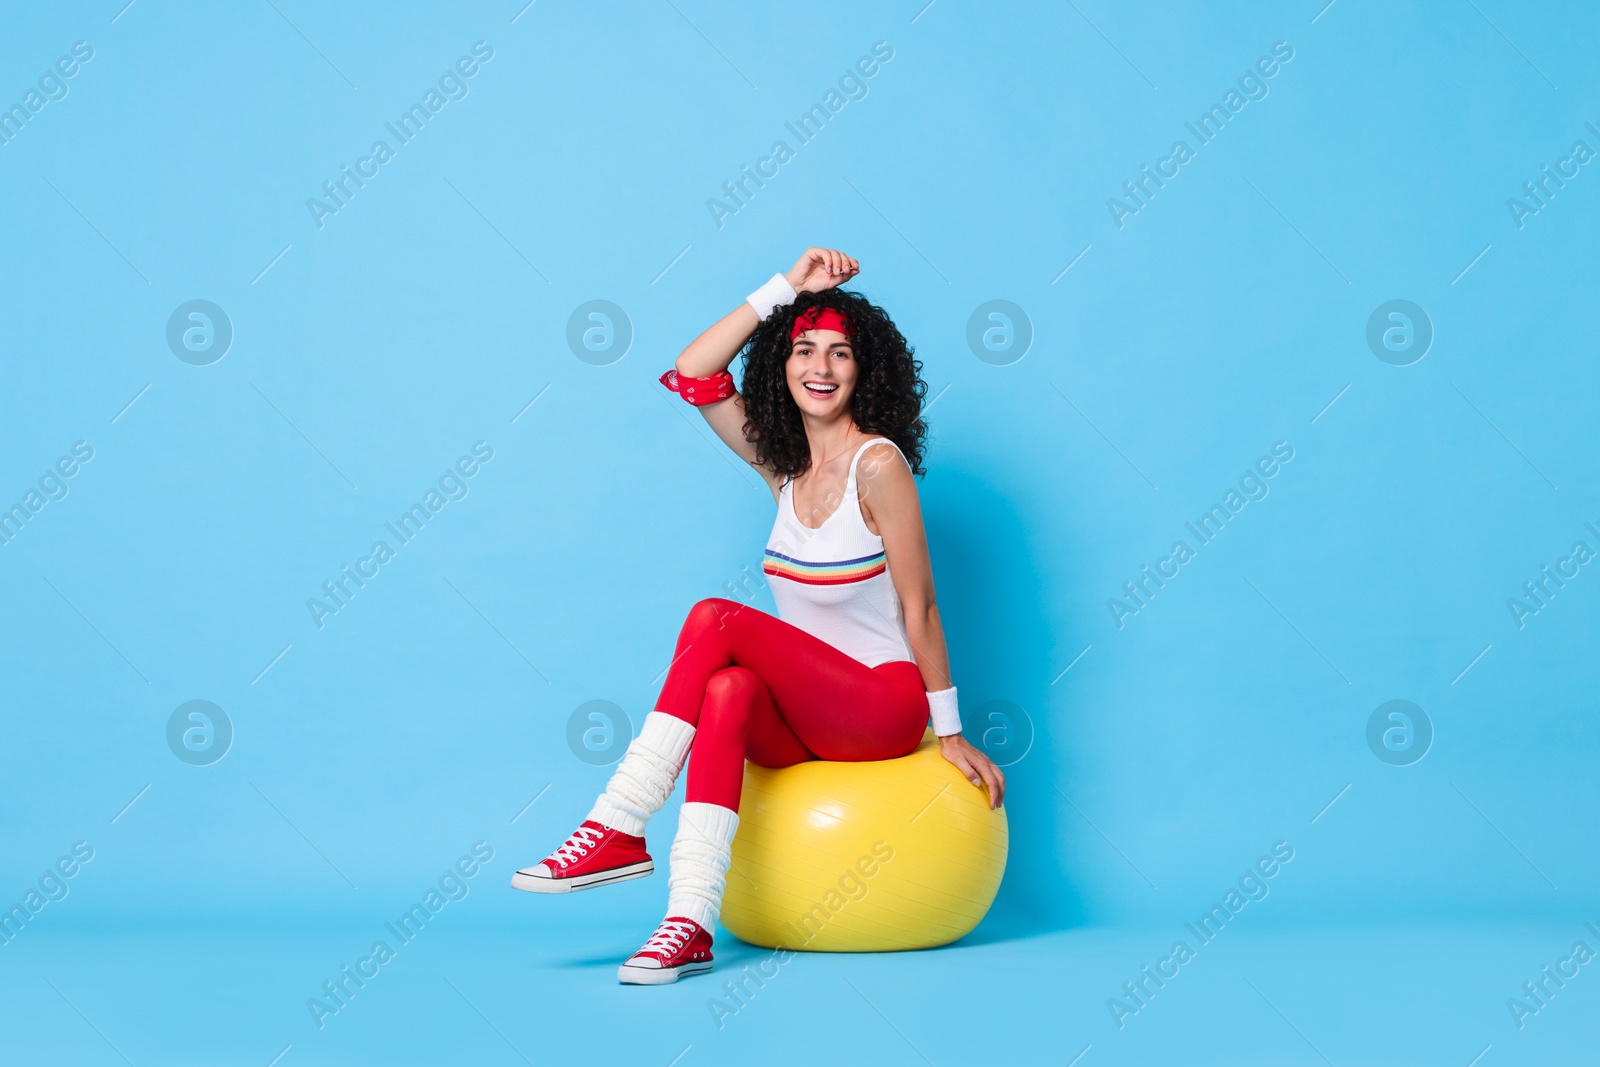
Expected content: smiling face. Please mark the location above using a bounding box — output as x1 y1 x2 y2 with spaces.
785 328 857 419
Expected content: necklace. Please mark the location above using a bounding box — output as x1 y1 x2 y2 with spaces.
804 431 860 485
791 433 860 527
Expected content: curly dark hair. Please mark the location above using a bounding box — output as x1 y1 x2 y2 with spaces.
738 288 928 480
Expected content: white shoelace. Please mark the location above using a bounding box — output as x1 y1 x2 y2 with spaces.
640 919 696 957
546 825 603 868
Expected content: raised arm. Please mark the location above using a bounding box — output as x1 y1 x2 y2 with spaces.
672 249 859 496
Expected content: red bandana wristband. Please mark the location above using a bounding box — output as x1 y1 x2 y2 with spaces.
790 306 854 339
660 368 735 406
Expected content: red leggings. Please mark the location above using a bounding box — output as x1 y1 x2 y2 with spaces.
657 599 930 811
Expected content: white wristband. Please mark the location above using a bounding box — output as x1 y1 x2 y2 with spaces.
926 687 962 737
746 273 797 321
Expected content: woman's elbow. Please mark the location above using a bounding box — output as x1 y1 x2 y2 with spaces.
904 597 939 627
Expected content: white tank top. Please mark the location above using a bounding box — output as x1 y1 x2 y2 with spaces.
763 439 915 668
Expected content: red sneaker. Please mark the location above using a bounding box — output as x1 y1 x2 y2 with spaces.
617 917 714 985
511 820 653 894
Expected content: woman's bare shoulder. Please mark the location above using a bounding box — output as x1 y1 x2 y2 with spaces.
857 439 911 483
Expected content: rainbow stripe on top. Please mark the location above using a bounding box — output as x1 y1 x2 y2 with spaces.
763 549 886 586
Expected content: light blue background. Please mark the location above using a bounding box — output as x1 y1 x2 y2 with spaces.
3 1 1597 1063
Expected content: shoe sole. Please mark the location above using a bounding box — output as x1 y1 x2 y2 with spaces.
617 961 713 986
510 861 654 894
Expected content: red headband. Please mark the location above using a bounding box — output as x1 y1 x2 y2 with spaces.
790 306 855 340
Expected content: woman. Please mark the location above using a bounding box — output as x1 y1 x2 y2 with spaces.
512 247 1005 984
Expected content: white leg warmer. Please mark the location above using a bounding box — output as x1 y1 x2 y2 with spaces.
587 712 695 837
666 801 740 931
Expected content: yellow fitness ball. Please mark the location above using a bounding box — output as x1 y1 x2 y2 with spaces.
720 730 1008 952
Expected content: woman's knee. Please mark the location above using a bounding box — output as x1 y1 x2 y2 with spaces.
703 666 758 708
699 667 757 732
682 598 742 639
